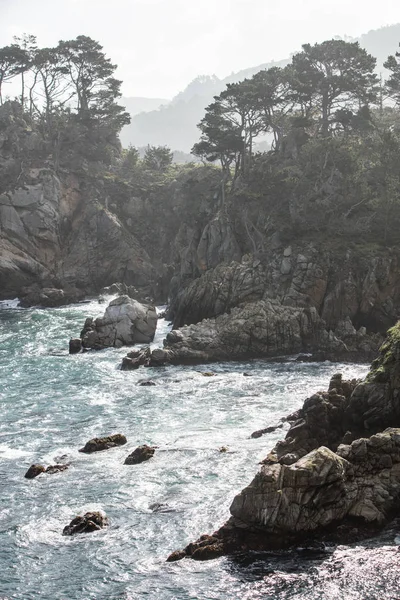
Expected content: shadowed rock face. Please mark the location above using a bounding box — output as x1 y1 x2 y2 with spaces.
0 103 156 301
169 249 400 336
167 322 400 561
80 296 157 349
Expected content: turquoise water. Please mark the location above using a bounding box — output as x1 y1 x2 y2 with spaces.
0 298 398 600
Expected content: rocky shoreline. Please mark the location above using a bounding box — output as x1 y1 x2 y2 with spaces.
66 292 382 365
167 322 400 561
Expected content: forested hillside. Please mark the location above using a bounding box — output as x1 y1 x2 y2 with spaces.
121 23 400 152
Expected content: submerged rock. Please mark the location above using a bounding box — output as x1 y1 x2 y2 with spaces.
79 434 127 453
124 445 155 465
62 511 108 536
250 424 283 438
19 286 84 308
149 502 174 513
45 464 69 475
169 322 400 560
80 296 157 350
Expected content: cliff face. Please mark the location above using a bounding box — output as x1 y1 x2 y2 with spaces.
170 244 400 335
0 103 156 301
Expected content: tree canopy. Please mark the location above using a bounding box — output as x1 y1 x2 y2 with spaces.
193 39 379 182
0 34 130 167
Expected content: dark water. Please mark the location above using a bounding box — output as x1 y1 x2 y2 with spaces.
0 298 398 600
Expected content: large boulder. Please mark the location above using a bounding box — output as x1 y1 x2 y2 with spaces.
79 433 127 453
124 445 155 465
80 296 157 349
62 511 108 536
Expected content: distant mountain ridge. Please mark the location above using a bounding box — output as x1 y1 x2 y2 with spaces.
120 23 400 152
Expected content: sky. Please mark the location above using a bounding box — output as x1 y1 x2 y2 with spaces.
1 0 399 99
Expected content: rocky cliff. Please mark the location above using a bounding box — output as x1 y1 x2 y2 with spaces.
168 323 400 561
169 244 400 335
0 102 156 302
2 100 400 351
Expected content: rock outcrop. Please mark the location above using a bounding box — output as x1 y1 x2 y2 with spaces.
149 300 381 366
79 434 127 453
124 445 155 465
168 322 400 560
24 464 69 479
18 286 84 308
169 248 400 342
62 511 108 535
79 296 157 349
120 347 151 370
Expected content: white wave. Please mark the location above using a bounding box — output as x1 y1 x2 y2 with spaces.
0 297 20 309
0 444 28 459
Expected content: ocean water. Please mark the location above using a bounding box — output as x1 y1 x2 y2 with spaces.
0 298 398 600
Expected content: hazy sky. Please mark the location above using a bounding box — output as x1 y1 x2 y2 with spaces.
1 0 399 99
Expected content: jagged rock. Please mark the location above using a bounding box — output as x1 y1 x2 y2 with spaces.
120 347 151 370
24 463 69 478
138 380 156 386
24 464 46 479
166 550 187 562
151 300 351 366
79 434 127 453
80 296 157 350
191 543 225 560
69 338 82 354
19 286 84 308
271 374 360 464
62 511 108 536
124 445 155 465
251 424 283 438
148 348 169 366
170 322 400 559
45 464 69 475
171 258 266 328
168 246 400 340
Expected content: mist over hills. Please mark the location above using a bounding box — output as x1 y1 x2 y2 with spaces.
120 23 400 153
